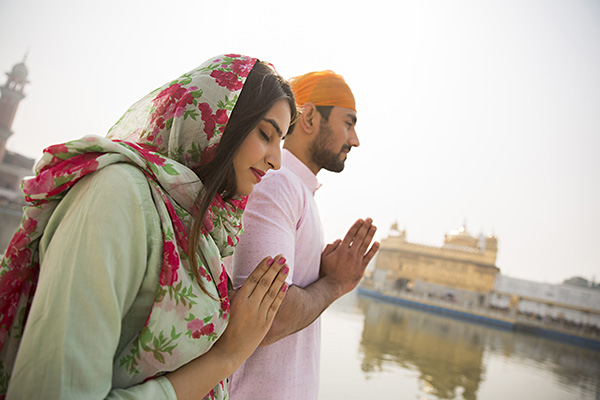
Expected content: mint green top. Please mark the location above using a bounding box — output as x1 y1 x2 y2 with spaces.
7 164 177 399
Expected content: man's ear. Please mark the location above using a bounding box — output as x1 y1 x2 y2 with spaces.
299 103 319 135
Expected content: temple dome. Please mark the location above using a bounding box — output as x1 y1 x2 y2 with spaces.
444 224 478 249
10 62 29 82
451 225 474 239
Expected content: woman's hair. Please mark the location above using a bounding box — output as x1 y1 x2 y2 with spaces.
188 61 297 297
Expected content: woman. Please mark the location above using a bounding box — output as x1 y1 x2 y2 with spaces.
0 54 297 399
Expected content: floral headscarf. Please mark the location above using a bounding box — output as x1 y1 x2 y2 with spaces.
0 54 260 399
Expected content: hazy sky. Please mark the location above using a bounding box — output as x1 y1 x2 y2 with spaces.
1 0 599 284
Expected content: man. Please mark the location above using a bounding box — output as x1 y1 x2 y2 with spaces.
228 70 379 399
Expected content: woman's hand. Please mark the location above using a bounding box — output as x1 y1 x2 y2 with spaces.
166 255 288 400
213 255 289 368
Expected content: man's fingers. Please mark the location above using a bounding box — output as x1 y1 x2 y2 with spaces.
362 242 381 267
322 239 341 257
341 219 364 248
348 218 373 250
357 224 377 256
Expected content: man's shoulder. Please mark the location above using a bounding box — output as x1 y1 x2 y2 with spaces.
258 166 304 194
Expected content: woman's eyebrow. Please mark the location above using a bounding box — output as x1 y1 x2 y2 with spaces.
263 118 283 137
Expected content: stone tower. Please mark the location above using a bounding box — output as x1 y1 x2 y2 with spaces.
0 57 34 254
0 57 29 162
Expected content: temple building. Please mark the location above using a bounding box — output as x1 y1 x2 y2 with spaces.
364 223 600 342
371 222 500 302
0 58 35 252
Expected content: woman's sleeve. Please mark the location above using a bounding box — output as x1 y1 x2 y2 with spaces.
6 164 177 400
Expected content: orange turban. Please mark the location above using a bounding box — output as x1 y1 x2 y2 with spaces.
289 70 356 112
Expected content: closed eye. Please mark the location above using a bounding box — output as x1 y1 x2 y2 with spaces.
260 129 270 142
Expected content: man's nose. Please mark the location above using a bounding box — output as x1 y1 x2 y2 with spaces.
348 128 360 147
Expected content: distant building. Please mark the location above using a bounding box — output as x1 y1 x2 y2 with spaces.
563 276 598 289
372 223 500 301
366 223 600 336
491 275 600 328
0 58 35 252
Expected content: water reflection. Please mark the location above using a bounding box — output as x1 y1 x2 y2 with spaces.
358 295 486 399
338 291 600 399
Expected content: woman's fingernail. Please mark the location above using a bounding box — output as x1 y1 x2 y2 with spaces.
282 266 289 275
279 257 286 265
282 283 289 292
267 258 274 266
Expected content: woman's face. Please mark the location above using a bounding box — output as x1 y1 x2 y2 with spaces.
233 99 292 196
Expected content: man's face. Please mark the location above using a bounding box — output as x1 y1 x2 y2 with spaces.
309 107 359 173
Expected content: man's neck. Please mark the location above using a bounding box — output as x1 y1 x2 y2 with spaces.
283 143 320 176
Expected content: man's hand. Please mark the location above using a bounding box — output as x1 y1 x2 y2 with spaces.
319 218 380 299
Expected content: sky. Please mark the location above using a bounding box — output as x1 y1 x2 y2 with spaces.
1 0 599 285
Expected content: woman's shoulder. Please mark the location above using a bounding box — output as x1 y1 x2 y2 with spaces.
45 163 160 238
88 163 150 191
73 163 155 208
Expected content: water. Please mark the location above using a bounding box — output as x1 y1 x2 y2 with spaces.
319 290 600 400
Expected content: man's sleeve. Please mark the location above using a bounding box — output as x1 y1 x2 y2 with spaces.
231 173 299 288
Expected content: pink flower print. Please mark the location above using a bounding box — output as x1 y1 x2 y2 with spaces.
174 91 195 118
141 150 167 167
198 103 229 141
200 210 215 236
0 293 21 344
224 53 241 58
46 143 69 157
159 241 180 286
198 103 216 138
151 116 167 134
200 143 219 166
229 196 248 211
217 268 228 297
52 152 100 183
7 230 30 253
21 218 37 235
136 143 160 153
215 109 228 129
154 84 187 104
198 265 211 282
226 236 235 247
77 153 101 176
230 58 254 78
210 194 226 209
42 153 100 199
126 142 167 167
4 248 32 274
210 70 243 91
22 172 54 199
41 144 72 170
149 84 188 135
162 199 189 252
187 318 215 339
217 268 230 317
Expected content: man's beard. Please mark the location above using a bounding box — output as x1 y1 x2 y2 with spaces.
309 121 351 173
